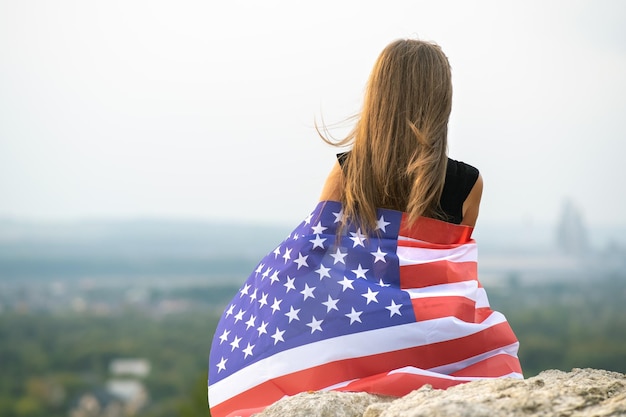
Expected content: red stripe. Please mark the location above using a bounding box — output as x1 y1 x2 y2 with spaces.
451 353 523 377
400 261 478 288
399 214 474 244
210 321 519 417
337 370 468 395
410 296 477 322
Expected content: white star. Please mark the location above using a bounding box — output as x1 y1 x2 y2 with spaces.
371 247 387 263
306 316 323 333
218 329 230 344
255 263 265 274
239 283 250 297
376 215 391 232
311 221 327 234
349 228 367 247
271 328 285 344
270 298 282 313
294 252 309 269
338 276 355 291
309 234 327 249
269 270 280 284
282 247 292 263
229 335 242 351
386 300 403 317
352 264 369 279
377 279 390 287
300 283 316 300
304 213 313 224
273 247 281 258
315 264 332 280
261 267 271 280
330 248 347 265
242 343 255 359
245 314 256 330
345 307 363 324
257 321 268 336
285 306 301 323
284 276 296 292
248 288 257 301
322 295 339 312
216 357 227 373
361 287 379 304
224 304 235 317
332 209 344 223
258 292 269 308
233 309 245 323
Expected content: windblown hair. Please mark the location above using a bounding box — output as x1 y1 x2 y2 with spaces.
319 39 453 233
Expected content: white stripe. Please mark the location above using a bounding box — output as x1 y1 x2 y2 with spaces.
389 366 523 381
208 312 508 406
397 242 477 266
405 281 479 301
427 342 520 375
476 288 489 308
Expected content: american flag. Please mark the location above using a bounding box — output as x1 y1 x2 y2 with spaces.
208 201 522 417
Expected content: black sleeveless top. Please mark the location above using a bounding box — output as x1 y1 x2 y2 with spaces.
337 153 479 225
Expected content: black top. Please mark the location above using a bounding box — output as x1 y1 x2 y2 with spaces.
337 153 479 224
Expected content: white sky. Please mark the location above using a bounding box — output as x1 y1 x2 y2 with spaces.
1 0 625 229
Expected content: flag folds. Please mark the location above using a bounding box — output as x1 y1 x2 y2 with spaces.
208 201 522 417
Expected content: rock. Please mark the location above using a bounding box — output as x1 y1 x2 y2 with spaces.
256 369 626 417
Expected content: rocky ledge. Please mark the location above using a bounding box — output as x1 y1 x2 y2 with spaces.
256 368 626 417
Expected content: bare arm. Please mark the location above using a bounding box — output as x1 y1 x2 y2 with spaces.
319 161 343 201
460 173 483 227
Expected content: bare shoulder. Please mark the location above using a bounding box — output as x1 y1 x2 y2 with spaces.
319 161 343 202
461 173 483 227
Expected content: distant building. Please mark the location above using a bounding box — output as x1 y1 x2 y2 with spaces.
109 358 151 378
555 199 589 256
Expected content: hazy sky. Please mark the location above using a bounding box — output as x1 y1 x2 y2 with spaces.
1 0 625 229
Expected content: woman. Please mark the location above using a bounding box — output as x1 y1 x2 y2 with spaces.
208 39 522 417
319 39 483 230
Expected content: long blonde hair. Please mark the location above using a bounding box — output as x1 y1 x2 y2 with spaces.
319 39 452 233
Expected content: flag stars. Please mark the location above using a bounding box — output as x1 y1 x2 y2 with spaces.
338 276 355 291
249 289 257 302
282 247 292 263
233 309 245 323
258 292 269 308
306 316 323 333
257 321 268 336
255 263 265 275
284 276 296 293
386 300 403 317
225 304 235 317
322 295 339 312
269 271 280 285
376 215 391 232
310 234 326 249
218 329 230 345
294 253 309 269
242 343 255 359
304 213 313 225
239 284 251 297
261 267 272 280
270 298 283 313
245 315 256 330
371 247 387 263
285 306 301 323
330 248 348 265
300 283 316 300
311 221 327 234
216 357 227 373
352 264 369 279
271 328 285 344
346 308 363 324
349 228 367 247
332 209 344 223
377 279 391 287
315 264 332 280
273 247 281 258
229 335 242 352
361 288 379 304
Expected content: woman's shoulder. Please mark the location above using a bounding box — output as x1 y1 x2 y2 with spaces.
441 158 480 224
